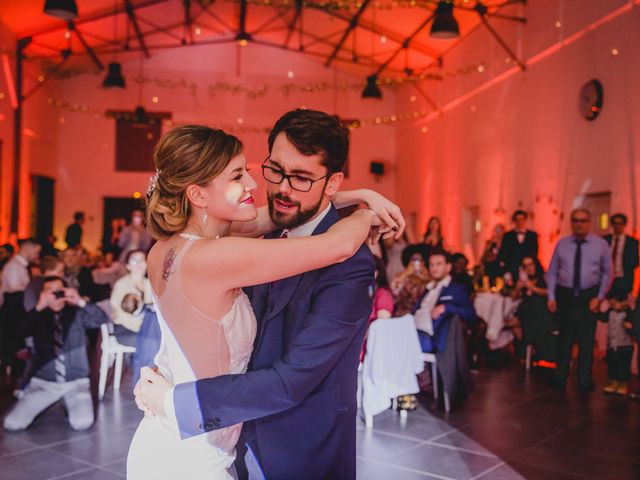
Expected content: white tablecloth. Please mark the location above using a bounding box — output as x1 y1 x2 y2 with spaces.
474 292 521 350
361 314 424 418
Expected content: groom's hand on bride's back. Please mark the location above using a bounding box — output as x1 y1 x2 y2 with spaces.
135 366 172 417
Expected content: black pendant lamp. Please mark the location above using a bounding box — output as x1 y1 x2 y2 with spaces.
430 1 460 39
43 0 78 20
362 75 382 99
103 62 126 88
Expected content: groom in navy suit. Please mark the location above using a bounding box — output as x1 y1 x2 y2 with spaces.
138 109 382 479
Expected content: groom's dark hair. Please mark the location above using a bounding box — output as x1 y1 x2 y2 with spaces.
268 109 349 175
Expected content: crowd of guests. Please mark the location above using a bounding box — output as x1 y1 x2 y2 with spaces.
367 208 640 403
1 204 639 430
0 211 159 432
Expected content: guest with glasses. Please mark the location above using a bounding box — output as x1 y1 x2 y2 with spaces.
603 213 639 299
547 208 613 392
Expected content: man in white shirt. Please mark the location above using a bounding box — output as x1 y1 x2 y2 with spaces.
1 238 41 376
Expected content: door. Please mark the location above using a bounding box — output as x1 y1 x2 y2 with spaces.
30 175 55 244
582 192 611 236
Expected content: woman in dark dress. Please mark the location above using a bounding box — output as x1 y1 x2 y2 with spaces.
510 255 557 361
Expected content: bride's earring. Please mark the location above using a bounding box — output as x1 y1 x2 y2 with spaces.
202 209 208 226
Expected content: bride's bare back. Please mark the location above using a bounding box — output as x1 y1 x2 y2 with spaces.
148 236 256 380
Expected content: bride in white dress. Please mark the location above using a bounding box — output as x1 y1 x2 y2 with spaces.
126 125 401 479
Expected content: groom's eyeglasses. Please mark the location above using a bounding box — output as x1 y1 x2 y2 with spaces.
261 157 329 193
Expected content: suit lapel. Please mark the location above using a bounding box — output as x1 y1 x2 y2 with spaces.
263 207 340 323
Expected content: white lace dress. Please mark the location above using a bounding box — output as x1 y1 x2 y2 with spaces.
127 238 257 479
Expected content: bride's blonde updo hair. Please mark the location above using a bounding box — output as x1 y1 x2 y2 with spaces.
146 125 243 239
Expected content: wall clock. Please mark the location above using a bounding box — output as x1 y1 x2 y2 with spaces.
578 79 603 121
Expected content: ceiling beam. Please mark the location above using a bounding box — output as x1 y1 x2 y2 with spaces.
325 0 371 67
68 21 104 70
375 12 435 75
125 0 151 57
183 0 194 44
321 9 441 60
21 0 173 39
283 0 303 49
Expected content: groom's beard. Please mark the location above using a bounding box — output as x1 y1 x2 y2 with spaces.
267 192 323 230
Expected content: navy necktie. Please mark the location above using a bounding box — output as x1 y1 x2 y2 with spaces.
573 239 585 297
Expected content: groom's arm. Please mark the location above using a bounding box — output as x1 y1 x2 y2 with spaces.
170 249 374 440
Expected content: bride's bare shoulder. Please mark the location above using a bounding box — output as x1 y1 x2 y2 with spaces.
147 237 182 281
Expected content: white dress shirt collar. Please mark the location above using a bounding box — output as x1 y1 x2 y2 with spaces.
426 274 452 291
283 203 333 239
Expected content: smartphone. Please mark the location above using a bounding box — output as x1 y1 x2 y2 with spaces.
53 290 66 299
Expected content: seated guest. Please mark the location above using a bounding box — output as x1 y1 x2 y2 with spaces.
391 244 429 316
601 289 634 396
2 277 107 431
412 250 476 353
371 256 394 323
23 256 65 313
510 256 557 361
360 257 394 362
62 248 96 301
482 224 505 281
109 250 153 347
450 253 474 298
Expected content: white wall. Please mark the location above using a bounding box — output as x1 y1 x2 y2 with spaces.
394 0 640 265
39 42 399 250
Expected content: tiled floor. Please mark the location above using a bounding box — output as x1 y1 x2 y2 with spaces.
1 358 639 480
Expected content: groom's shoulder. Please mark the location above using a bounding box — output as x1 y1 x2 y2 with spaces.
322 243 375 280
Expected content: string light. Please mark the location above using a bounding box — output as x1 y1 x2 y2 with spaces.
46 96 431 131
152 96 159 103
611 48 619 56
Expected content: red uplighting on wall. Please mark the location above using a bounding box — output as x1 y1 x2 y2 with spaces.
1 54 18 109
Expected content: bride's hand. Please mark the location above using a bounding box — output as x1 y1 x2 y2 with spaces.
333 189 406 240
137 367 172 417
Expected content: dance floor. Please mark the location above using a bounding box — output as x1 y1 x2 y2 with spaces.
1 358 639 480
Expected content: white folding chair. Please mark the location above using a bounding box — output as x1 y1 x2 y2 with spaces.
422 352 450 412
98 323 136 400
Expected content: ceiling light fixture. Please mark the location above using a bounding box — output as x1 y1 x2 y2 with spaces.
103 62 125 88
362 75 382 99
430 0 460 39
44 0 78 20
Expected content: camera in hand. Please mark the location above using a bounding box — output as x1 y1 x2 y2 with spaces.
53 290 66 299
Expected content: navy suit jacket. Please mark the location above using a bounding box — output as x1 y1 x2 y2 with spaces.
173 206 375 479
411 281 476 353
603 234 639 294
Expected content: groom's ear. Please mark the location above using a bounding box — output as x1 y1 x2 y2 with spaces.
324 172 344 197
